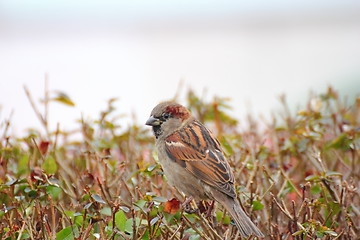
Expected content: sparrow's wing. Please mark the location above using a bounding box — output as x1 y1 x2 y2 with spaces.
164 120 236 198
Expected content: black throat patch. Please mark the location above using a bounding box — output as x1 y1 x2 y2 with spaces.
153 125 163 139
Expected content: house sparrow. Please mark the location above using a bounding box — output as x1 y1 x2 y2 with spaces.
146 102 264 238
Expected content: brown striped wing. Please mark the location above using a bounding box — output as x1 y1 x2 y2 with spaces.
164 120 236 198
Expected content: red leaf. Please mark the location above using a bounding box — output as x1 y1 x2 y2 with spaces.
39 141 50 155
164 198 180 214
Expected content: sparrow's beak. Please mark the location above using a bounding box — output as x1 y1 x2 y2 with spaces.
146 116 161 126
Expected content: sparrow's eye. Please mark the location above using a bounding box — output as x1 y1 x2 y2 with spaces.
162 112 171 120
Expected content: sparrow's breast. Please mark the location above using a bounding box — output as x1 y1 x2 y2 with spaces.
156 142 209 200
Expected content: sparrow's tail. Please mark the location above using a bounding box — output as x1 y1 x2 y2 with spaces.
219 195 264 238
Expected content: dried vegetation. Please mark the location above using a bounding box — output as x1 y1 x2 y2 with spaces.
0 86 359 239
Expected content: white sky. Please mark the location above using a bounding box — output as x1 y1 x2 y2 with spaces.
1 0 360 135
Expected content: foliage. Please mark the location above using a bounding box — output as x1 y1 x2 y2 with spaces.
0 86 359 239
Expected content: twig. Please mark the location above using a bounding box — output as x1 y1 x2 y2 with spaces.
1 110 13 140
197 213 223 240
131 207 137 240
291 201 298 234
161 223 180 240
260 166 275 200
44 74 49 133
53 123 60 151
97 177 112 207
31 138 45 167
81 222 94 240
24 85 49 135
279 168 302 198
182 215 211 240
16 220 26 240
271 193 305 232
168 223 183 239
246 159 260 190
321 179 340 202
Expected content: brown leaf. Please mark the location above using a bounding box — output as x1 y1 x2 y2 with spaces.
164 198 180 214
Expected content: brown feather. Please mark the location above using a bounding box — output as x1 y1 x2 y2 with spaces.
165 119 236 198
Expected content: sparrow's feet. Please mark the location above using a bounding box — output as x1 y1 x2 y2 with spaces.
181 196 198 214
183 205 198 214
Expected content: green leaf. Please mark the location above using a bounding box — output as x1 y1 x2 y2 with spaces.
48 177 60 187
84 202 93 209
4 206 15 213
18 155 30 176
292 230 305 236
125 218 138 234
252 200 264 211
115 210 127 232
42 156 58 174
147 164 157 172
52 91 75 107
124 218 147 234
223 215 231 225
325 133 352 150
153 196 167 203
325 171 342 178
215 210 231 224
100 207 112 216
305 175 320 182
91 194 106 204
189 235 201 240
325 202 341 226
150 216 159 226
27 189 38 198
46 185 62 199
74 214 83 227
184 228 201 240
120 206 130 213
5 178 18 186
310 184 322 195
296 138 309 153
133 199 147 211
315 231 325 238
219 136 234 156
216 211 224 222
64 211 74 218
324 230 338 236
149 208 158 218
56 226 75 240
19 233 30 239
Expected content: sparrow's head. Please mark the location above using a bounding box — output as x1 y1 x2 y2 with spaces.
146 102 191 139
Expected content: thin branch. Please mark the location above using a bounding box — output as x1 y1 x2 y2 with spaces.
24 85 49 135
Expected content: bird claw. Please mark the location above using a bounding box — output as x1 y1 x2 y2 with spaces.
183 205 198 214
181 196 199 214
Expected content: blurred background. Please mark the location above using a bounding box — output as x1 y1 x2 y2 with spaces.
1 0 360 134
